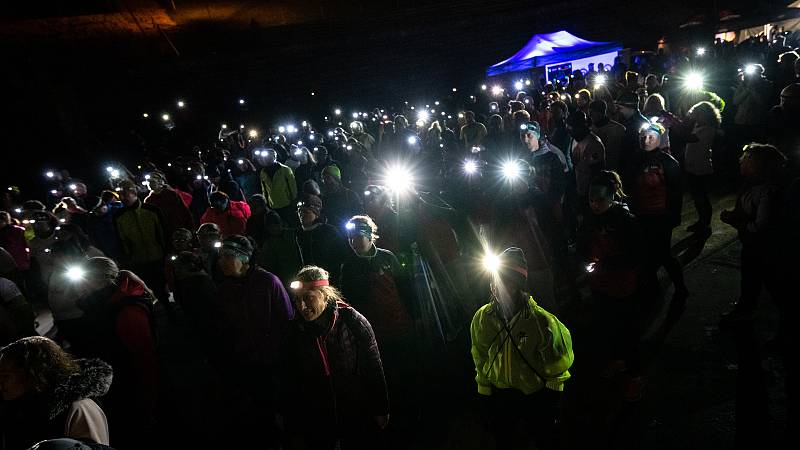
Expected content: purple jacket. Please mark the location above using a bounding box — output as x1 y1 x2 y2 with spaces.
216 267 294 366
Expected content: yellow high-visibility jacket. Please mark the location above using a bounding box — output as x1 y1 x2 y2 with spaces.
470 296 574 395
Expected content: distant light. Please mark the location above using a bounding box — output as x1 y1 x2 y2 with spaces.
525 79 531 86
171 255 177 261
14 208 22 214
301 120 308 127
310 92 315 96
417 110 430 122
696 47 706 56
214 241 222 248
177 100 185 108
514 81 524 90
407 136 418 145
334 108 342 116
278 126 286 133
221 124 227 129
239 99 245 104
327 131 334 136
239 124 245 129
142 113 149 118
111 170 120 178
69 184 77 190
352 112 359 119
744 64 757 75
162 114 170 121
345 222 356 231
491 85 503 96
196 175 202 180
167 163 172 167
481 84 487 90
238 159 244 164
50 189 57 195
452 87 457 92
434 101 440 105
45 171 54 178
248 129 258 138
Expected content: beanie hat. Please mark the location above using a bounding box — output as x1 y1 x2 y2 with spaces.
614 91 639 108
248 194 268 209
298 194 323 216
322 165 342 181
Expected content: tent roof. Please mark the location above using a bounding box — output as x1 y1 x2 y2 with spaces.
487 30 621 76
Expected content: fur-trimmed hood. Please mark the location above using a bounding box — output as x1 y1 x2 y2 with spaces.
46 358 113 420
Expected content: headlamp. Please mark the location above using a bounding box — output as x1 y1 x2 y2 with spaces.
463 160 478 175
65 266 86 282
46 171 54 178
290 279 330 290
213 241 222 248
501 160 522 181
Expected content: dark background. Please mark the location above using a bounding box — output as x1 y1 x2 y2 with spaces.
0 0 788 194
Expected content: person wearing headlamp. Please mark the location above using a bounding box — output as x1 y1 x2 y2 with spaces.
340 215 411 345
200 191 251 238
282 265 389 448
470 247 573 450
215 234 293 446
628 122 689 321
520 121 566 222
143 170 194 242
257 146 298 224
295 195 349 285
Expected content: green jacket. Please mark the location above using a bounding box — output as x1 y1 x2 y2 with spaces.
113 199 166 264
470 296 573 395
260 164 297 210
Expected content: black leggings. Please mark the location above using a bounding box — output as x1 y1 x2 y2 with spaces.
686 173 713 228
638 216 686 292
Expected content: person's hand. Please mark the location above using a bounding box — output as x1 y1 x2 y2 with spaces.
374 414 390 429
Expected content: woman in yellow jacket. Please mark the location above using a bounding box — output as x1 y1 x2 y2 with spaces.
470 247 573 450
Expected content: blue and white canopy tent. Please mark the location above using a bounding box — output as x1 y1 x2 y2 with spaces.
487 30 622 82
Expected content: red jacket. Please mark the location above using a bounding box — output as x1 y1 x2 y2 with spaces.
200 200 251 237
144 188 195 239
0 225 30 270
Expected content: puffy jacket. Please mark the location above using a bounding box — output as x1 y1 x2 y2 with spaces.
199 200 251 237
0 358 112 449
626 149 684 227
260 163 297 210
470 296 573 395
283 301 389 425
113 199 166 264
144 188 195 239
0 224 30 270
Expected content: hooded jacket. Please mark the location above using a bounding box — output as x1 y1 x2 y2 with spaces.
0 358 112 450
78 271 158 421
283 301 389 428
470 296 573 395
199 200 251 237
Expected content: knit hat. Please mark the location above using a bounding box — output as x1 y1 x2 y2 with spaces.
297 194 323 216
519 121 541 139
322 165 342 181
614 91 639 108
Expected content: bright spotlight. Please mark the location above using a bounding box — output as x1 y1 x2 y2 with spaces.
238 99 245 104
501 160 522 181
463 160 478 175
334 108 342 116
65 266 86 282
417 110 430 122
491 85 503 96
278 126 286 133
744 64 757 75
45 171 54 178
384 164 414 194
481 84 487 90
683 72 705 91
142 113 149 118
594 74 607 87
407 135 418 145
161 114 170 121
482 253 501 273
696 47 706 56
177 100 185 108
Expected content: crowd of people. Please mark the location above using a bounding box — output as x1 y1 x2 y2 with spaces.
1 31 799 450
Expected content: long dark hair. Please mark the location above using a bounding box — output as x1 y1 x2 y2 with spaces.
0 337 79 394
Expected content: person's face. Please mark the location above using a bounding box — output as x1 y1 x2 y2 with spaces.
217 250 246 277
121 189 138 206
349 234 372 254
148 178 164 192
258 151 277 167
74 184 87 196
322 173 339 191
0 356 30 401
298 207 317 225
521 132 539 151
589 192 613 215
640 131 661 151
294 288 327 322
577 95 589 108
